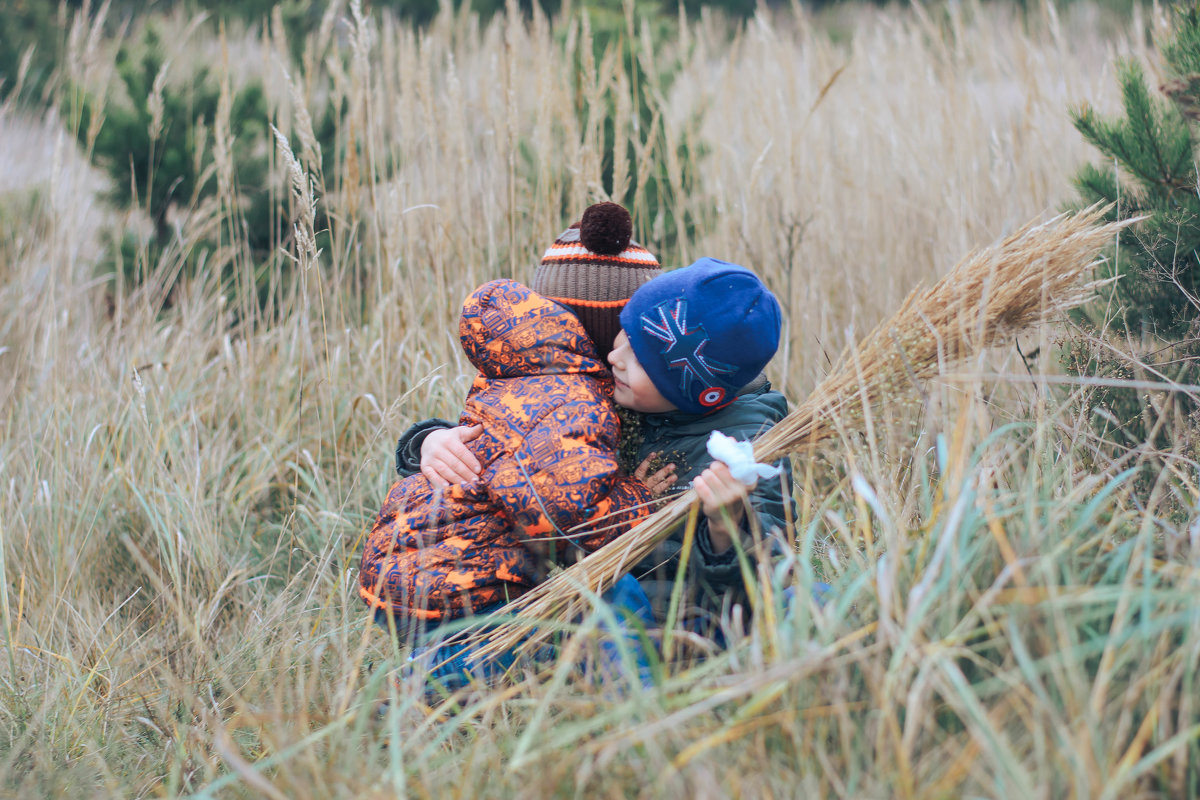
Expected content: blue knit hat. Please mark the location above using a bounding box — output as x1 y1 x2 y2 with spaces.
619 258 782 415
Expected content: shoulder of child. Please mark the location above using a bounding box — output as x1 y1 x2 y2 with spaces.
720 379 788 425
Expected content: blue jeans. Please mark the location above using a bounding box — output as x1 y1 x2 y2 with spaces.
595 573 656 689
375 574 658 697
783 582 832 607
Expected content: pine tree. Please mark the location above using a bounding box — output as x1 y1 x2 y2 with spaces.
1072 24 1200 339
1066 4 1200 465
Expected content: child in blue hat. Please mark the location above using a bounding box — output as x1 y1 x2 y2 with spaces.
405 257 801 639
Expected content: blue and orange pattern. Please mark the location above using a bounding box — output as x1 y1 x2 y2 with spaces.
359 280 654 622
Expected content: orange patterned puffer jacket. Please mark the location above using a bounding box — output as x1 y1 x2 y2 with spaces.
359 280 654 623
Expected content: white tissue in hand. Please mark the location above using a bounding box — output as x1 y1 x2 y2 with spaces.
705 431 781 486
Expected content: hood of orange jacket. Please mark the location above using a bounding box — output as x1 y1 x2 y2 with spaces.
460 279 610 380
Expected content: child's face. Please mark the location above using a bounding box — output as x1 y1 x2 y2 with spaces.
607 330 677 413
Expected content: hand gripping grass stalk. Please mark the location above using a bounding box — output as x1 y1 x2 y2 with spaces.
463 204 1131 662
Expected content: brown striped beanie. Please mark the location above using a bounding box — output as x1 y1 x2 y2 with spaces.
532 202 662 360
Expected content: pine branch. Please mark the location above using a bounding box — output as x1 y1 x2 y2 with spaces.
1113 61 1192 197
1074 61 1194 203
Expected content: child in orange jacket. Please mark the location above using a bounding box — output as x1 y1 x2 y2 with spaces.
359 278 655 629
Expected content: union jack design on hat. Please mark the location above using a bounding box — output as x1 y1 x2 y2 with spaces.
640 298 736 407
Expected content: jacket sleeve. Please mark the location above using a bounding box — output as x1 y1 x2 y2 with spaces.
393 418 456 477
487 401 655 556
689 455 794 595
686 394 795 595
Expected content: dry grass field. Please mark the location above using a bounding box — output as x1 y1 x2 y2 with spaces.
3 1 1198 797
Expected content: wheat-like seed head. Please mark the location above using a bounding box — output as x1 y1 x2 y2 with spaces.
462 204 1132 661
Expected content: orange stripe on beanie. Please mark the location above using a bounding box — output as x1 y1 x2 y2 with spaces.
541 296 629 309
531 202 662 360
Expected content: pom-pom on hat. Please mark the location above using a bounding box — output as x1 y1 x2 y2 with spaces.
532 202 662 359
619 258 782 415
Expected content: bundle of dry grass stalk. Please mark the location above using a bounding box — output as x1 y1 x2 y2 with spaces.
464 204 1130 662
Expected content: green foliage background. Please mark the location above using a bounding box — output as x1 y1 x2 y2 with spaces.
1067 4 1200 464
2 3 1199 797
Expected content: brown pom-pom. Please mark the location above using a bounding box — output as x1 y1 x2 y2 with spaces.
579 202 632 255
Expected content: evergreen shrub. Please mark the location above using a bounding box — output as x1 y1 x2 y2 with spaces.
1065 4 1200 465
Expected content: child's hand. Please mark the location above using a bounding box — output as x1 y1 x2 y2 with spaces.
693 461 749 554
420 424 484 487
634 452 678 497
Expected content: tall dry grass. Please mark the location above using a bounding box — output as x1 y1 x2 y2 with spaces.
3 1 1198 797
